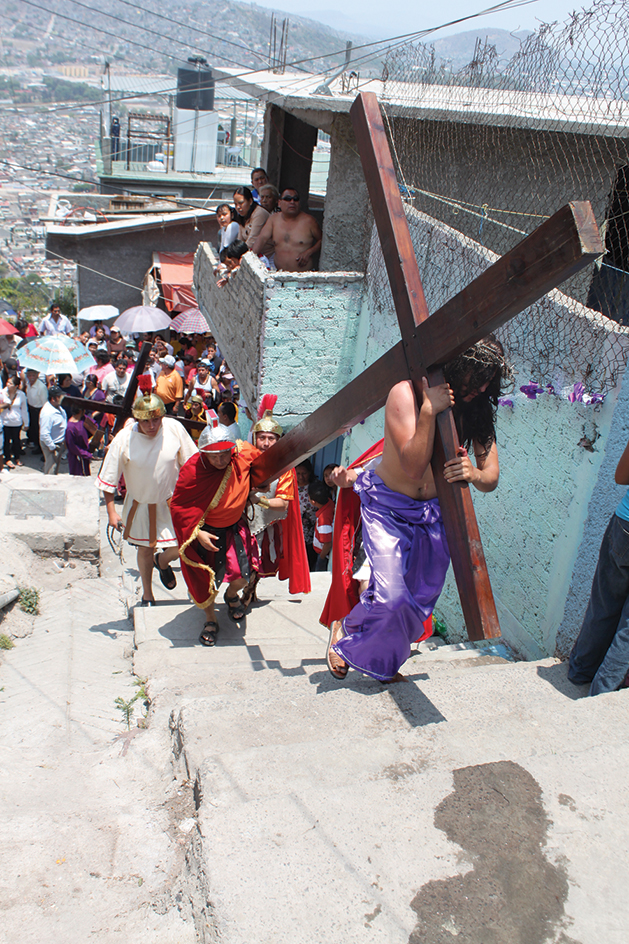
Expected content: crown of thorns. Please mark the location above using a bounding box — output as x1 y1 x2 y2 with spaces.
445 340 514 390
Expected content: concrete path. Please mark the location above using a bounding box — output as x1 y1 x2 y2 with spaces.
0 487 195 944
134 570 629 944
3 467 628 943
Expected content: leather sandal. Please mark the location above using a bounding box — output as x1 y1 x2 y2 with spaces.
154 552 177 590
327 621 349 679
199 621 220 646
224 589 246 621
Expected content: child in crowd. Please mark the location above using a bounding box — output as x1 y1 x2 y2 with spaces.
216 240 249 287
216 203 240 253
183 395 209 443
309 479 335 572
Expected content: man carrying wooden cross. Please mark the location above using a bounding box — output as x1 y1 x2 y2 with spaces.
328 338 511 683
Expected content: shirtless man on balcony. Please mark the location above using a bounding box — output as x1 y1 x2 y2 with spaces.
251 187 322 271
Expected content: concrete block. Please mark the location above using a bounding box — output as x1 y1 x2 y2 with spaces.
0 471 100 560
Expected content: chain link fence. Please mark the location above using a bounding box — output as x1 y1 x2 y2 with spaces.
369 0 629 395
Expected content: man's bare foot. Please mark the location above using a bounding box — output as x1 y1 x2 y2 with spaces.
327 620 348 679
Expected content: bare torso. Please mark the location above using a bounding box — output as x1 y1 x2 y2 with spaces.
269 212 321 271
377 381 439 500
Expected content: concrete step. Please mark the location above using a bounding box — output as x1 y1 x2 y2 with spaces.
166 652 627 944
133 571 515 689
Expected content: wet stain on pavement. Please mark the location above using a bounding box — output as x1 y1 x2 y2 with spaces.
409 761 580 944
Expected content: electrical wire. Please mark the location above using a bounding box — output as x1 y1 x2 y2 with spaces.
58 0 259 72
13 0 540 88
17 0 205 69
110 0 270 66
2 0 541 124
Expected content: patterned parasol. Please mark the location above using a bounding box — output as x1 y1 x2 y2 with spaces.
18 336 95 374
169 308 209 334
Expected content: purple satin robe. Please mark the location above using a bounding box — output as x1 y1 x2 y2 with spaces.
65 420 92 476
333 470 450 681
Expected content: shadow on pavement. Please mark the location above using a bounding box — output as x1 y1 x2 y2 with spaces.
536 660 590 700
309 669 445 728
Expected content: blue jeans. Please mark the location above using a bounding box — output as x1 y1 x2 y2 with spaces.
568 514 629 695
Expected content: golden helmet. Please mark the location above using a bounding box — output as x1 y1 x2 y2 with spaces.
132 374 166 419
251 393 283 443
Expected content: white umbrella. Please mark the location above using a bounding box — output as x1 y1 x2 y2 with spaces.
115 305 172 333
78 304 119 321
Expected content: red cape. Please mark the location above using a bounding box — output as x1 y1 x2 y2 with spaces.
276 468 311 595
171 442 260 607
319 438 432 643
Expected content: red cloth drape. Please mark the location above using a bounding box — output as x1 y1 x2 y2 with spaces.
319 438 432 643
276 468 311 595
170 442 260 607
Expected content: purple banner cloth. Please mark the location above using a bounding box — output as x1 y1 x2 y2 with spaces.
333 470 450 681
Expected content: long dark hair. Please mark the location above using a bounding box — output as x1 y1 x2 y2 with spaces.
233 186 255 222
443 337 513 453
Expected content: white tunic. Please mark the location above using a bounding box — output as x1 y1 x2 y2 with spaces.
96 418 197 547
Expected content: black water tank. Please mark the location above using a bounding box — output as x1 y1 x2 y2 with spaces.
176 68 214 111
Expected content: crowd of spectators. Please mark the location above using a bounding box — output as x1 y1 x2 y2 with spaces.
0 302 249 478
213 166 322 284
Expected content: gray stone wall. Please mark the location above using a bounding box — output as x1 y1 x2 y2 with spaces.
319 113 371 274
47 217 219 312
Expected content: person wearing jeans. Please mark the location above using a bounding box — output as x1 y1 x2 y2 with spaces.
39 386 67 474
569 436 629 695
1 375 28 468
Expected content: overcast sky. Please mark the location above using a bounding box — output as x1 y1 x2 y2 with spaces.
244 0 584 41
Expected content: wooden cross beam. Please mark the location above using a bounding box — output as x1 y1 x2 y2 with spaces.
62 339 207 434
251 90 603 642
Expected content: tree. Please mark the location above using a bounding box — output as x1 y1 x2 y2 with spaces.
52 285 77 320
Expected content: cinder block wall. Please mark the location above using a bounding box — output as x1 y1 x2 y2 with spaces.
193 243 364 420
195 210 629 660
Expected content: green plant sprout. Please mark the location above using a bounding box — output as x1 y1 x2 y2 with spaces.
115 680 149 730
18 587 40 615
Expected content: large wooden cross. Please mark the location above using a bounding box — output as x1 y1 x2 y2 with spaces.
251 90 603 642
63 340 207 435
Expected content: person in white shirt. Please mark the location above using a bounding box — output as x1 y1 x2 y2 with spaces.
39 303 73 336
101 357 131 402
216 203 240 252
39 386 68 474
1 375 29 467
23 368 48 454
185 359 218 407
96 384 197 606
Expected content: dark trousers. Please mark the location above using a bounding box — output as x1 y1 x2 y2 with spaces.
3 425 22 463
28 405 42 450
569 514 629 695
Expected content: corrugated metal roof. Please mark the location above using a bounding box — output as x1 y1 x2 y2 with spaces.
107 74 254 102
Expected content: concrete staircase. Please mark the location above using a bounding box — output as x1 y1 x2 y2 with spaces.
132 568 629 944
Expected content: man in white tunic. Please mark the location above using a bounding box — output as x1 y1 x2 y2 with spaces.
96 380 197 606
